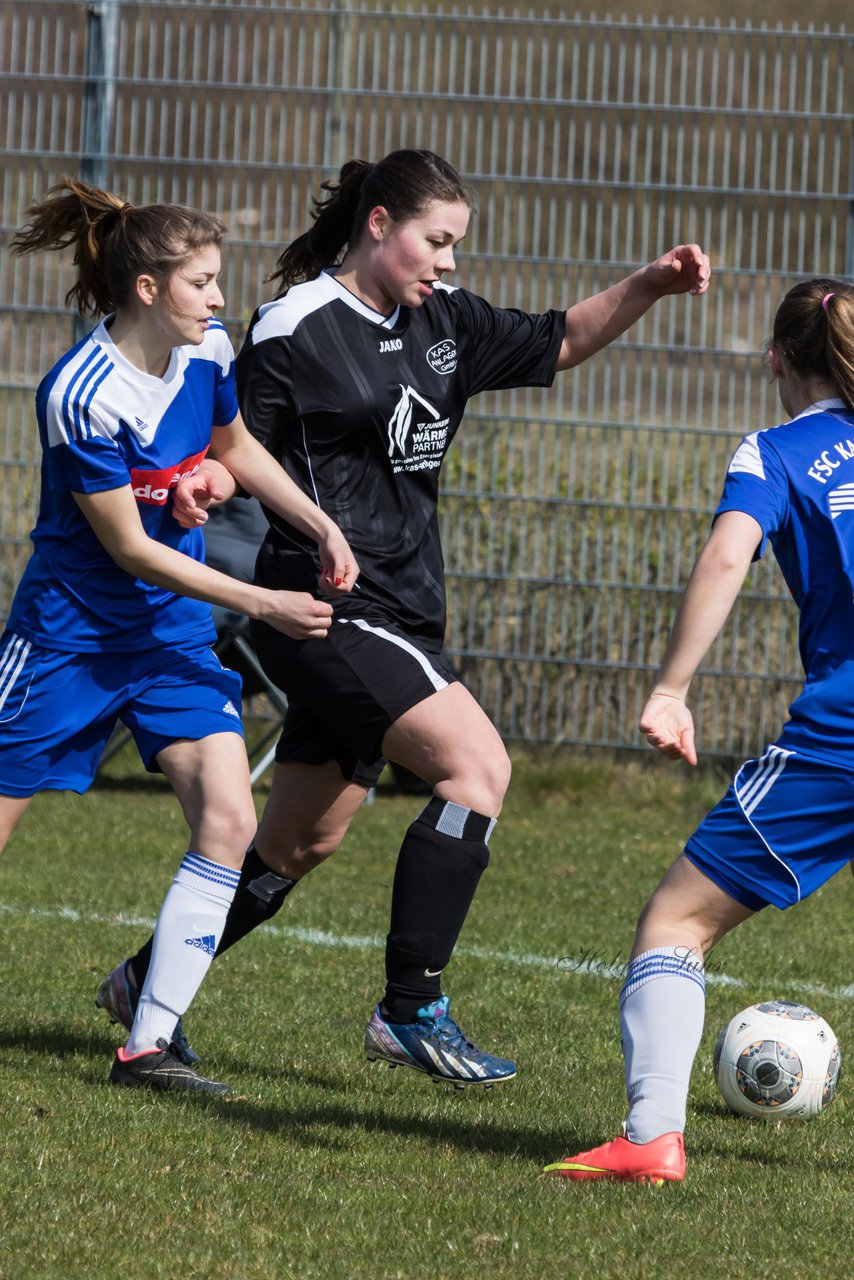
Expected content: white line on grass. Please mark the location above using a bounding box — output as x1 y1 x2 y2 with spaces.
3 899 854 1004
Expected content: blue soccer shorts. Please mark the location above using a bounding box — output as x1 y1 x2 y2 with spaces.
0 631 244 797
685 743 854 911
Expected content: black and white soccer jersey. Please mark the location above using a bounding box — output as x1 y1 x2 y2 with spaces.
236 270 565 644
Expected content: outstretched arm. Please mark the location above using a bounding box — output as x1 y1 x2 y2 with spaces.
555 244 711 371
74 485 335 640
639 510 761 765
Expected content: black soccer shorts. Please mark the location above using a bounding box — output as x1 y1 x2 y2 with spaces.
250 614 460 788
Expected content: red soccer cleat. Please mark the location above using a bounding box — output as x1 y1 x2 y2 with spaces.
544 1131 686 1184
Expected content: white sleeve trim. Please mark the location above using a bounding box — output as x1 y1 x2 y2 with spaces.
728 432 765 480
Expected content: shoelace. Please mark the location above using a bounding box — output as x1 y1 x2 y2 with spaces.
432 1015 479 1055
171 1023 195 1056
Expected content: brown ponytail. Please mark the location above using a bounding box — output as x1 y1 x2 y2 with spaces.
267 149 475 296
11 178 227 318
772 277 854 411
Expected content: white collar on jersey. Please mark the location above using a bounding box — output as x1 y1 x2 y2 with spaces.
794 397 849 422
811 398 847 412
94 316 182 388
324 269 400 329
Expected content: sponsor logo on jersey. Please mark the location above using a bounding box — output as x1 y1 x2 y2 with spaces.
426 339 457 374
387 386 450 473
130 447 208 505
379 337 403 353
388 386 440 457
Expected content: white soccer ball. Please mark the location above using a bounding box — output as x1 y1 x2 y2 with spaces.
713 1000 841 1121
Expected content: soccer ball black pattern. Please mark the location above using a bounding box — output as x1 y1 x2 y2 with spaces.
713 1001 841 1121
734 1039 803 1107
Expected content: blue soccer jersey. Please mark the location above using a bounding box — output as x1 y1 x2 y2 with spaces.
714 396 854 760
7 319 239 652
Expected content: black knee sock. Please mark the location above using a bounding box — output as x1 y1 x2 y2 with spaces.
127 844 298 988
382 796 494 1024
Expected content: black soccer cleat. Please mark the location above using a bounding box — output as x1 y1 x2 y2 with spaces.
96 960 201 1066
108 1039 230 1094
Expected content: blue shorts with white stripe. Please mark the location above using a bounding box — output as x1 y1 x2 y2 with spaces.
685 744 854 911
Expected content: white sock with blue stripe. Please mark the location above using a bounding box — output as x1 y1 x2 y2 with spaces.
125 852 240 1055
620 946 706 1143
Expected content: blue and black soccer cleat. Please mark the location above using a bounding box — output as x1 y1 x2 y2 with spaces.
365 995 516 1087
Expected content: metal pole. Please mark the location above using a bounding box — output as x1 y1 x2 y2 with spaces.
322 0 346 174
847 39 854 281
847 130 854 281
75 0 120 342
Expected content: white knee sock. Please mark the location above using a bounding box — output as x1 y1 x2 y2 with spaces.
620 946 706 1143
125 852 240 1055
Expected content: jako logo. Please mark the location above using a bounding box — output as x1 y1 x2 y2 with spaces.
387 385 440 457
379 338 403 353
130 448 208 506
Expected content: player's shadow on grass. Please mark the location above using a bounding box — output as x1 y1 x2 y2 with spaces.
209 1093 574 1164
0 1021 117 1062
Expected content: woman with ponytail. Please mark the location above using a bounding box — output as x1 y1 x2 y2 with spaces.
113 148 710 1086
546 279 854 1184
1 179 357 1094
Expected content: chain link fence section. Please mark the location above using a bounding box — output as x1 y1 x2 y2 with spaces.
1 2 852 758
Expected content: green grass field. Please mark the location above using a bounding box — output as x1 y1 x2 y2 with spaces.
2 744 853 1278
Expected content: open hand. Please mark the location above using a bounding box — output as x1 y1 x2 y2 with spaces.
639 691 698 765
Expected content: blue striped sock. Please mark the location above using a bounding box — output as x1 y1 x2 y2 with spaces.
620 946 706 1143
125 852 240 1055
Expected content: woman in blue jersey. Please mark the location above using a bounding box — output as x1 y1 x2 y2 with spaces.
1 180 357 1094
110 149 710 1086
547 278 854 1184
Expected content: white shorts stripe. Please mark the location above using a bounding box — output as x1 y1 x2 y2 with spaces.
734 746 801 902
0 634 31 715
339 619 449 692
737 745 791 816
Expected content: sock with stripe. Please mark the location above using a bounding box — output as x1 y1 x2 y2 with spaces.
382 796 494 1024
620 945 706 1143
126 842 297 988
124 852 240 1055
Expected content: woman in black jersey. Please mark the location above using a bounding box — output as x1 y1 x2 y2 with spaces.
108 149 710 1085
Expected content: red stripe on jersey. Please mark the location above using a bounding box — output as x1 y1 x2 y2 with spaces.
130 447 208 505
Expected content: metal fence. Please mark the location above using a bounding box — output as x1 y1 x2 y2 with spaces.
2 1 852 759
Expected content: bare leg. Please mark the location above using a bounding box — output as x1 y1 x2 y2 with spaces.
254 759 367 878
0 795 32 855
156 731 257 870
631 853 756 962
382 682 511 814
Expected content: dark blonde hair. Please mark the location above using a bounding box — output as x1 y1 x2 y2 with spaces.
268 149 476 295
772 277 854 410
11 178 227 318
